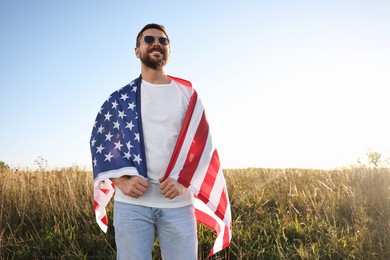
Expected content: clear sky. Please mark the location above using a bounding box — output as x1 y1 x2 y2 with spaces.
1 0 389 170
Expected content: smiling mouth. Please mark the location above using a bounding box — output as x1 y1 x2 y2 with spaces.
149 47 164 54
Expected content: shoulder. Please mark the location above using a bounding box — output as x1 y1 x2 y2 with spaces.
168 76 195 98
114 78 140 97
168 75 192 88
100 80 138 108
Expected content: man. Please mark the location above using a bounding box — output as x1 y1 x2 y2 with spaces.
90 24 231 260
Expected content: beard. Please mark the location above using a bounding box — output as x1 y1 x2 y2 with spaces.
140 46 169 70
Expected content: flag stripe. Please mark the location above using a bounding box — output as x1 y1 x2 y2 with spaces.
215 188 228 221
177 111 209 187
194 197 230 256
167 97 204 179
94 167 140 187
205 167 225 210
163 90 197 180
183 129 214 192
197 149 220 201
195 206 221 233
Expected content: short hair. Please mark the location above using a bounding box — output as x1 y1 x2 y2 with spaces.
136 23 169 47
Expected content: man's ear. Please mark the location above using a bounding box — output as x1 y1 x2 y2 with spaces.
135 47 140 58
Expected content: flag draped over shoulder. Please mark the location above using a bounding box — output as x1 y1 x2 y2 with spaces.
90 75 232 256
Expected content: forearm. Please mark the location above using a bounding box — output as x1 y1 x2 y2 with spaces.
109 175 131 185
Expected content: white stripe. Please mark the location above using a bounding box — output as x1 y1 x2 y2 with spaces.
188 132 214 194
194 198 226 253
93 167 140 188
96 212 108 232
206 167 225 212
169 97 204 179
94 181 115 207
94 179 115 233
223 195 232 228
93 168 141 233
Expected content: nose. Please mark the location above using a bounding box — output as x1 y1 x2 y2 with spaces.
153 37 164 46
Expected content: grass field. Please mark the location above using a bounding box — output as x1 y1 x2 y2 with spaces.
1 167 389 259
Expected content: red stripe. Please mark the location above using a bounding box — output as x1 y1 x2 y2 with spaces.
221 225 231 251
196 208 219 257
101 215 108 226
163 91 198 181
195 208 221 233
177 112 209 187
215 188 228 221
207 225 230 258
100 188 110 194
94 200 98 211
167 75 192 87
197 150 220 202
195 206 229 257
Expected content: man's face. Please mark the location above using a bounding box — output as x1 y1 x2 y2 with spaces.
136 28 170 70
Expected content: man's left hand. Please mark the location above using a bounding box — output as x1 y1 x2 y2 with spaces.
159 177 186 199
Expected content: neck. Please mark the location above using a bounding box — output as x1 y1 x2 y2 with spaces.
141 65 171 84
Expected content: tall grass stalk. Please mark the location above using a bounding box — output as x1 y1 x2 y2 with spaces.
1 167 389 259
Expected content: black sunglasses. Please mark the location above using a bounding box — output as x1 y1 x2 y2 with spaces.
144 36 169 45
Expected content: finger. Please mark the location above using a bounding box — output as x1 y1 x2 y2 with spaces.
164 189 176 199
132 189 143 197
159 180 172 194
160 182 170 196
160 186 169 196
124 189 138 198
170 190 180 199
159 178 168 190
167 187 181 199
139 179 149 187
134 176 149 187
133 185 149 197
131 193 140 198
135 183 147 193
161 183 176 196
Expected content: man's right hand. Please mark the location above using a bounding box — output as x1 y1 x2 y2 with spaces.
110 176 149 198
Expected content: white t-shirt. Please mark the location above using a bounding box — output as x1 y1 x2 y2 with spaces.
114 79 194 208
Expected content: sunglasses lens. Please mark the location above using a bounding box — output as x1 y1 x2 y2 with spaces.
159 37 169 45
144 36 155 44
144 36 169 45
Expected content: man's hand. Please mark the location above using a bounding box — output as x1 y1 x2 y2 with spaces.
110 176 148 198
159 177 186 200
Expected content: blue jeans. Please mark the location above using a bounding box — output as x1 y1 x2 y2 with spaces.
113 202 198 260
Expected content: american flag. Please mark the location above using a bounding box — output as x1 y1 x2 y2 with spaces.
90 75 232 256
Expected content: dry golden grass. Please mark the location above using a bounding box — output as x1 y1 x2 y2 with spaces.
1 167 390 259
